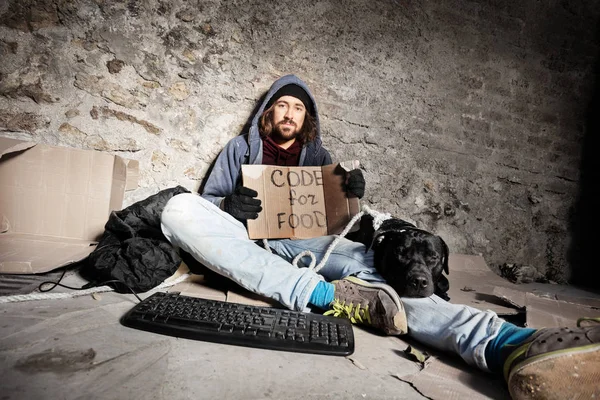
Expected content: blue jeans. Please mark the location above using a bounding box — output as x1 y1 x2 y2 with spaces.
160 193 503 371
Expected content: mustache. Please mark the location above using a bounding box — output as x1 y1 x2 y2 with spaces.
276 119 296 128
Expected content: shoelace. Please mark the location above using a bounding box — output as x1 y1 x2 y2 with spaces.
577 317 600 327
324 300 372 325
577 317 600 328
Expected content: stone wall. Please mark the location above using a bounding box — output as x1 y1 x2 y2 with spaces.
1 0 598 283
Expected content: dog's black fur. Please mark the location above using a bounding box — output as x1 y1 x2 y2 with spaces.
347 215 450 300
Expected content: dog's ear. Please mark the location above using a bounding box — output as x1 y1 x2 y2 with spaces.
368 218 415 252
435 275 450 301
367 232 387 253
436 275 449 292
439 237 450 275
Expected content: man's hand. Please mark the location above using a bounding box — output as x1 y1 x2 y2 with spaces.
222 186 263 220
345 169 366 199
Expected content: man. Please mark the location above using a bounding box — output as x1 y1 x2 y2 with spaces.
161 74 599 399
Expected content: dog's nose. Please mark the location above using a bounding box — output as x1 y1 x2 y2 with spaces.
411 276 429 289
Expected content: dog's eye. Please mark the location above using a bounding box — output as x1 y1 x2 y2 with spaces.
426 254 440 263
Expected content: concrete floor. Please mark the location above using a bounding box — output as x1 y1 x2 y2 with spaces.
0 285 510 400
6 262 600 400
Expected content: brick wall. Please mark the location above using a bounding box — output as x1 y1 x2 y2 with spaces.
0 0 598 284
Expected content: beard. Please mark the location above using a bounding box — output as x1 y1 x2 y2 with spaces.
273 120 299 141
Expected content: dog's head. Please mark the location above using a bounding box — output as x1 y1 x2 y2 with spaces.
370 219 450 299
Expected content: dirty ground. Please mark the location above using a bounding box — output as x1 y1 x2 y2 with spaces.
1 255 598 400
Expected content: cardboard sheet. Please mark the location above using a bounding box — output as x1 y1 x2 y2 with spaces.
0 138 139 274
446 254 522 316
226 287 280 307
242 161 360 239
398 356 509 400
553 294 600 308
525 292 600 328
492 286 527 309
167 274 228 302
0 234 96 274
166 264 278 307
167 274 278 307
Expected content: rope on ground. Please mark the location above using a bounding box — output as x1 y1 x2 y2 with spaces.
0 273 191 304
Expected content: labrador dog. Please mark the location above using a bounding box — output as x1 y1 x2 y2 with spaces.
347 215 450 300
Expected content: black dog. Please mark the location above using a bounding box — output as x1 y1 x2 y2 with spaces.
348 215 450 300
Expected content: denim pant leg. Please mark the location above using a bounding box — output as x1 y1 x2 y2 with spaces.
270 235 503 371
402 295 504 371
267 236 385 283
160 193 322 311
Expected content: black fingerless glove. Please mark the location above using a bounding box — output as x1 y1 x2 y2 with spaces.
222 186 263 220
345 169 366 199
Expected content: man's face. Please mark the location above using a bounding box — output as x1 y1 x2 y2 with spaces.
271 95 306 145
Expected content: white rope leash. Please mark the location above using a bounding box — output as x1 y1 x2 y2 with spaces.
0 273 191 304
263 205 392 273
366 205 392 231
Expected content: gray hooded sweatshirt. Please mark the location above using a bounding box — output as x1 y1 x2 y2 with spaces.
201 74 333 207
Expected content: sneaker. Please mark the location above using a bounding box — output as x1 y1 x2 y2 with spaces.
324 276 407 335
504 317 600 400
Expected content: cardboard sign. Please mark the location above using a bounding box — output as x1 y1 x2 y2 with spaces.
242 161 360 239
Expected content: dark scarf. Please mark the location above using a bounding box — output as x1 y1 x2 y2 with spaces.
261 135 302 166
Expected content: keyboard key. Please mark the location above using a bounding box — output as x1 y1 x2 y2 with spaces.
233 326 245 334
258 329 272 337
310 336 329 345
168 317 220 331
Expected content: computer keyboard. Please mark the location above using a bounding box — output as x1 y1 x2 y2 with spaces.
121 292 354 356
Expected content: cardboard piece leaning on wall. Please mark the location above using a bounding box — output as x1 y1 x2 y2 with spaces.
0 137 139 274
242 161 360 239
